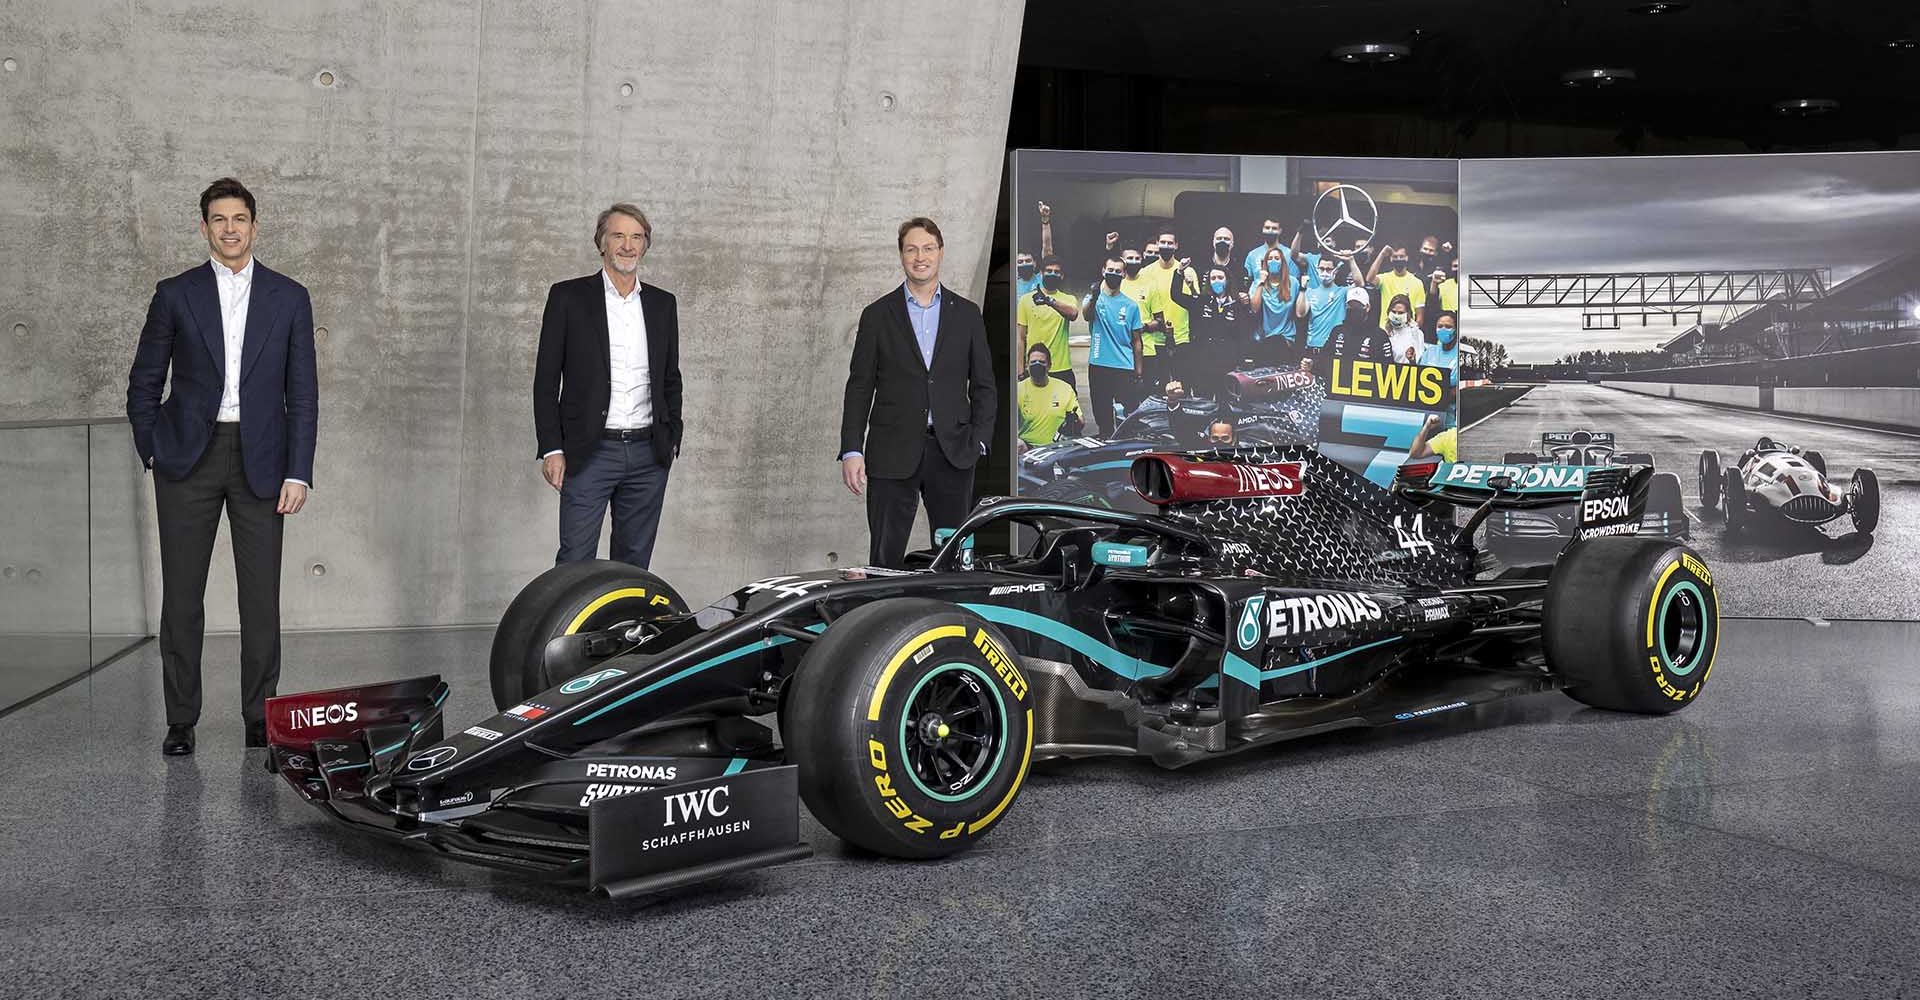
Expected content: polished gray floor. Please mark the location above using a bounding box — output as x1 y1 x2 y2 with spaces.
1 620 1916 999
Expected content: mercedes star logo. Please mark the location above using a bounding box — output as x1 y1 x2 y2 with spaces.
1311 183 1379 259
407 745 459 771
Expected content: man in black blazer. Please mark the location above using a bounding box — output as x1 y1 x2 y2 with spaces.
533 203 683 569
839 217 997 568
126 177 318 757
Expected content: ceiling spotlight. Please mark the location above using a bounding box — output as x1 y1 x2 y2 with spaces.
1627 2 1689 13
1561 67 1637 87
1330 42 1411 64
1773 98 1840 116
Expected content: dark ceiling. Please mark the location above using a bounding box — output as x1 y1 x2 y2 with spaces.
1013 0 1920 156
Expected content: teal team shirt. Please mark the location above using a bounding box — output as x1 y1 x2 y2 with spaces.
1084 291 1142 371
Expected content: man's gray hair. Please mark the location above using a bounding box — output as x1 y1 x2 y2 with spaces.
594 203 652 252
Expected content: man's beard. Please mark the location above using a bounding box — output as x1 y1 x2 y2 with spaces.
608 256 639 274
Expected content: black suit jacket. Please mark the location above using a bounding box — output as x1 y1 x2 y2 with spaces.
125 261 319 499
839 284 996 479
533 273 684 469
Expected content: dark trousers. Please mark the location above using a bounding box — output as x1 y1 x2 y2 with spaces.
867 431 974 569
1088 364 1141 437
1048 368 1077 391
558 436 670 568
154 423 283 727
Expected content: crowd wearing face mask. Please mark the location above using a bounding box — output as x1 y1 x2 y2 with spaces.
1013 200 1460 448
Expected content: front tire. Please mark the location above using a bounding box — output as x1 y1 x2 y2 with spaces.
1544 536 1720 714
785 598 1034 859
1851 468 1880 534
488 560 688 709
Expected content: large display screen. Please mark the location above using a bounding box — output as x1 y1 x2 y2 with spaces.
1007 152 1461 510
1460 151 1920 621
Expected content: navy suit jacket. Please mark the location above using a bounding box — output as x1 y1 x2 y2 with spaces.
126 260 319 499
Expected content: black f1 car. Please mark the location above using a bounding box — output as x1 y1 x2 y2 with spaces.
1699 435 1879 536
1018 366 1325 510
268 447 1719 897
1489 431 1688 557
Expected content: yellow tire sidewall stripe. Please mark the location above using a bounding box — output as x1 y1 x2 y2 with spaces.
565 587 661 635
866 624 968 722
968 709 1034 835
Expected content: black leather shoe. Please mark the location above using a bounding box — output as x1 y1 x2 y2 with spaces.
245 722 268 748
162 725 195 756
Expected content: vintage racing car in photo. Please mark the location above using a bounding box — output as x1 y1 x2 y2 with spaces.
1488 430 1688 560
1698 435 1879 536
267 446 1720 898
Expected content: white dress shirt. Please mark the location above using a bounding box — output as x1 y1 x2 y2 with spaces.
208 256 307 489
603 271 653 430
212 256 254 422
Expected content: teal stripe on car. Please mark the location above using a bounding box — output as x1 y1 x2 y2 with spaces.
571 622 828 726
722 757 748 776
958 603 1170 680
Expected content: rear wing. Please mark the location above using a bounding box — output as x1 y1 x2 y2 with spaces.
1542 431 1614 448
1394 460 1653 539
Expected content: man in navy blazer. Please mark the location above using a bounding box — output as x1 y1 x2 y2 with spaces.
126 177 318 757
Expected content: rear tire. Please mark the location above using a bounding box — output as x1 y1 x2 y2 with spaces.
1544 536 1720 714
1697 450 1721 510
488 560 688 709
785 598 1033 859
1851 468 1880 534
1722 467 1746 535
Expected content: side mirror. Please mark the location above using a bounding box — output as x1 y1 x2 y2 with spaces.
934 528 975 569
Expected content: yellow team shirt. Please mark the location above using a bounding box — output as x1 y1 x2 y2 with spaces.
1017 287 1075 372
1437 277 1458 314
1376 270 1428 329
1119 273 1161 356
1147 263 1192 345
1427 427 1458 462
1017 375 1082 446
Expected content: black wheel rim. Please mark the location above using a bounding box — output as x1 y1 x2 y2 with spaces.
899 663 1004 802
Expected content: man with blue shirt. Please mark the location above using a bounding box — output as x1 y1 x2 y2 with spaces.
1243 219 1299 289
1293 256 1352 368
839 217 996 568
1081 256 1144 436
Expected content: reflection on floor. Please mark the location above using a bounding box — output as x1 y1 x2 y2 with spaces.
0 633 148 716
1 620 1916 998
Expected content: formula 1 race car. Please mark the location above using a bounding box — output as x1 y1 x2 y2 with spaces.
1019 366 1325 511
1698 435 1879 536
1489 431 1688 559
268 447 1719 898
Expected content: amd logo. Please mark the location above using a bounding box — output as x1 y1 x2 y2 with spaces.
663 785 731 827
288 702 358 729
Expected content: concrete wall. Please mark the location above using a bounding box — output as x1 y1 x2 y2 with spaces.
1775 387 1920 431
1600 381 1762 409
0 0 1025 630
